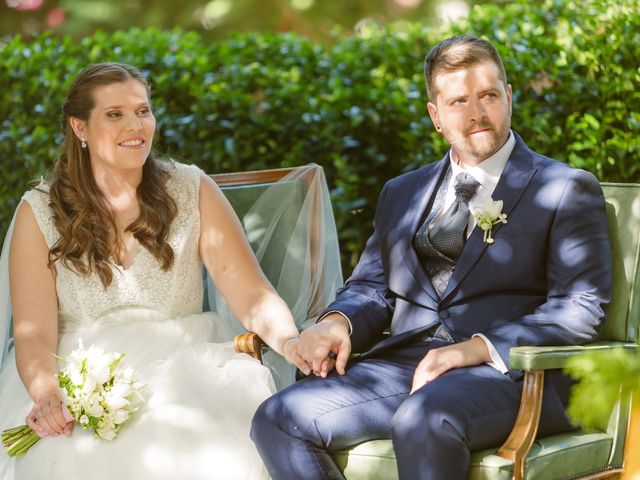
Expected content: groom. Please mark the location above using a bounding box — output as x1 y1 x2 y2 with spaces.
251 35 612 479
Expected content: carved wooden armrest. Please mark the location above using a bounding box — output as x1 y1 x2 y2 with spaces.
496 342 635 480
234 332 266 363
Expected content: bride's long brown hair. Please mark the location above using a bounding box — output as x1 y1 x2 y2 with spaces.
48 62 177 288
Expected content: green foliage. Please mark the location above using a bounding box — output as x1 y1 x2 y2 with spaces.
1 0 638 274
319 25 439 265
452 0 640 183
1 0 448 45
565 348 640 429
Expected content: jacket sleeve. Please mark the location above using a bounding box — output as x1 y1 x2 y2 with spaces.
482 169 612 368
319 182 395 353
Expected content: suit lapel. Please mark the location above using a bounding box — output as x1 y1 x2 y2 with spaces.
440 134 537 302
397 156 450 305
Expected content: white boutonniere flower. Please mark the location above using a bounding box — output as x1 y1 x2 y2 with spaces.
473 198 508 244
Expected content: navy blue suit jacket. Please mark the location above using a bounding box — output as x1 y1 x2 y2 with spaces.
323 132 612 379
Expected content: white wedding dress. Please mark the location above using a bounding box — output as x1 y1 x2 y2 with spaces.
0 162 274 479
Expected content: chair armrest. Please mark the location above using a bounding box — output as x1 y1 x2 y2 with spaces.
234 333 266 362
509 341 638 371
498 341 637 479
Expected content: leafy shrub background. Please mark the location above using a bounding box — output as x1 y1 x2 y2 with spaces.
1 0 638 274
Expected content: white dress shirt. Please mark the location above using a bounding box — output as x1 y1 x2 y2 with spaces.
323 131 516 374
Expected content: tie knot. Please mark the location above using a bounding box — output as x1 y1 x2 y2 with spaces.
454 172 480 203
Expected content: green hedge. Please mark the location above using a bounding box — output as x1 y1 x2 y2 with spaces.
1 0 638 274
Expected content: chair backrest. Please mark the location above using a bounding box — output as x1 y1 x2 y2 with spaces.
210 164 343 391
593 184 640 467
211 164 343 324
598 183 640 343
214 168 306 303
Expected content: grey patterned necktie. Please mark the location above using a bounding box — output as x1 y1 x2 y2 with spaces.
428 172 480 260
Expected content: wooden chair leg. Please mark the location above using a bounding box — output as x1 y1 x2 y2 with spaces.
497 370 545 480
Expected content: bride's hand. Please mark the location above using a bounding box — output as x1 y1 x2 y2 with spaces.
26 391 74 438
281 337 311 376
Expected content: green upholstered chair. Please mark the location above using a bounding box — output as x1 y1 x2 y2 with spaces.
330 183 640 480
232 178 640 480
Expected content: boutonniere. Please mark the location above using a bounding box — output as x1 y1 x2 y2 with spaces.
472 198 508 244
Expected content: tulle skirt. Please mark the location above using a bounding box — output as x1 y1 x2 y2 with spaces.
0 313 274 480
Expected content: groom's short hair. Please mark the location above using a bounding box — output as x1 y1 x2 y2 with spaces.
424 35 508 102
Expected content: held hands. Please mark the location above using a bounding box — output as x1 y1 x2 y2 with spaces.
281 337 312 376
410 336 491 394
296 313 351 377
26 391 74 438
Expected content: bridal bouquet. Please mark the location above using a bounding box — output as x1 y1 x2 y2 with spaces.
2 343 144 457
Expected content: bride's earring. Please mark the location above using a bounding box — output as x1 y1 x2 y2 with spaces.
81 137 87 149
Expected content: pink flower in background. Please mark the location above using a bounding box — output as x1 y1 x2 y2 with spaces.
47 8 65 27
6 0 44 11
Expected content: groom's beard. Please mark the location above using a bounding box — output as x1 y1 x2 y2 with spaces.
444 114 511 165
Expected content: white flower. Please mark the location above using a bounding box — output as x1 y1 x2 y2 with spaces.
120 368 135 383
472 198 508 244
67 366 84 386
129 388 146 409
104 393 129 411
96 416 117 441
110 382 132 399
53 343 144 442
68 344 88 365
113 410 130 425
86 354 113 384
84 344 105 358
81 377 97 395
86 403 104 417
97 428 117 441
87 365 110 386
482 198 504 218
88 392 102 406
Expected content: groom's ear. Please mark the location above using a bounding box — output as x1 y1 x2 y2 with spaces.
427 102 441 132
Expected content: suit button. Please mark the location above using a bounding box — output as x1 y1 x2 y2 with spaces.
438 310 450 320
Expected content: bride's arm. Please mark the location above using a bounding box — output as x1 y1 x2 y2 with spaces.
198 175 309 373
10 201 73 437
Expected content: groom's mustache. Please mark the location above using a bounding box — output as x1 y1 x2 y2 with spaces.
465 122 494 135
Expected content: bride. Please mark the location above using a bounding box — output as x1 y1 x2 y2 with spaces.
0 62 312 479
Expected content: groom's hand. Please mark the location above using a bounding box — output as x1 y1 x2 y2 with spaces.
410 337 491 394
281 337 312 376
298 314 351 377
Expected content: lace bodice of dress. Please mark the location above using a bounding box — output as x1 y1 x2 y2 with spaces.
22 162 204 333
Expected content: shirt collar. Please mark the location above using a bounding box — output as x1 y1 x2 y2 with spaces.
449 130 515 190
